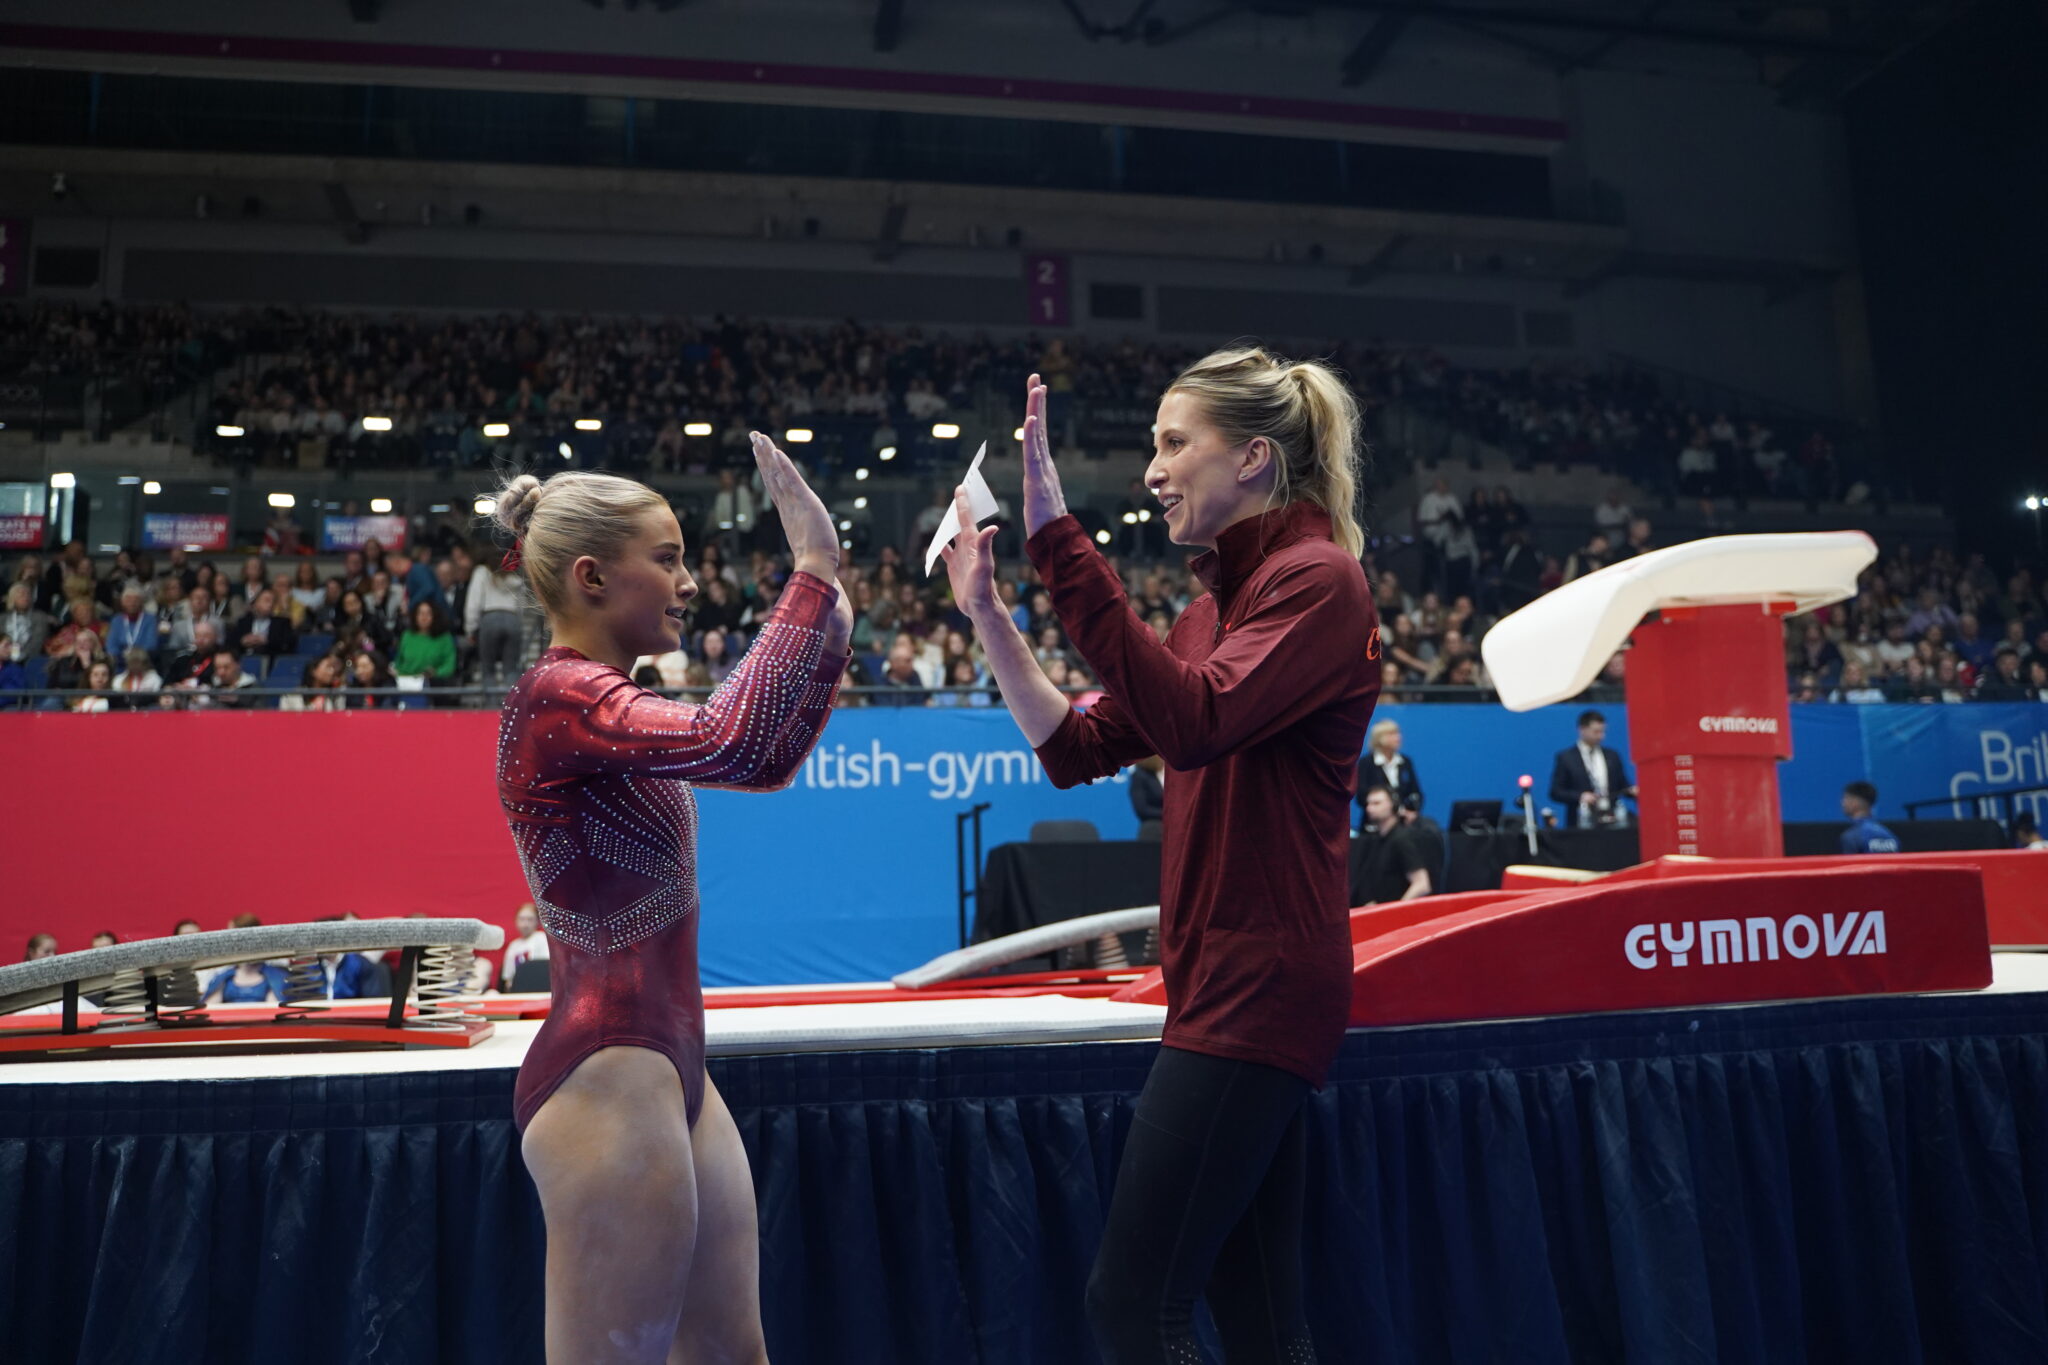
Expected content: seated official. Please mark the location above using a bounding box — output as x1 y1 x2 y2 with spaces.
1351 787 1433 905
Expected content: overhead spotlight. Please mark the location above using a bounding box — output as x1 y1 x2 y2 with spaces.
216 424 245 438
839 519 853 531
784 428 814 443
481 422 510 438
142 481 162 495
932 423 961 439
683 422 713 437
558 442 574 460
854 467 871 481
369 497 393 514
842 538 854 549
267 492 295 509
853 496 868 510
474 497 497 516
361 415 393 432
878 445 897 461
49 471 76 489
1137 509 1151 523
2027 496 2042 511
1094 529 1112 544
1013 427 1025 442
117 476 141 486
574 418 603 432
1121 512 1138 525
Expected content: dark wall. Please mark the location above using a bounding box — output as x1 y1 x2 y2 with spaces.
1845 0 2048 554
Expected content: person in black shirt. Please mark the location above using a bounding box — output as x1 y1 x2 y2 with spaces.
1129 754 1164 840
1350 788 1432 906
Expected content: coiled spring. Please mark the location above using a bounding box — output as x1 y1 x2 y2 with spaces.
280 954 328 1005
410 943 480 1030
95 968 207 1023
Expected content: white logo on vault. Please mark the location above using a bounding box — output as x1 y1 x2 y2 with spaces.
1697 714 1780 733
1625 912 1887 969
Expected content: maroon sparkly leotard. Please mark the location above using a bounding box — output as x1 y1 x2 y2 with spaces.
497 573 845 1131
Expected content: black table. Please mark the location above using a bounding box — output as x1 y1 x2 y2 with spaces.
971 840 1161 957
1440 819 2008 893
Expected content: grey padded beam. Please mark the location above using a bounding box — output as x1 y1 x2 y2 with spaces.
892 906 1159 990
0 919 505 1016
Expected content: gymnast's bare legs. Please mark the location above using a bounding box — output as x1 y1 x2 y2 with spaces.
522 1049 769 1365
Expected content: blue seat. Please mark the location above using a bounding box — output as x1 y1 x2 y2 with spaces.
297 634 333 657
242 654 266 681
267 656 306 689
24 657 47 688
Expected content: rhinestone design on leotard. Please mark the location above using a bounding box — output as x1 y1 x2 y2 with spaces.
494 573 847 1135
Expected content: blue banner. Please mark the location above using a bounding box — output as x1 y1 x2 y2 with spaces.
690 701 2048 985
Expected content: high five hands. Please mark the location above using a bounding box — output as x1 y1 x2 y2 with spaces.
1020 372 1068 538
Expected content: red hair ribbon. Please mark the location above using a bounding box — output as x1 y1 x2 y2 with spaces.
501 539 523 572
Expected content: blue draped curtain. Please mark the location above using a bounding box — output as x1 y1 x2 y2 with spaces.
6 994 2048 1364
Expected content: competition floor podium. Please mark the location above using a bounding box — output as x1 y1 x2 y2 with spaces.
1481 531 1877 860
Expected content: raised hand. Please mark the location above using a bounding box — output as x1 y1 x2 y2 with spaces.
1020 372 1069 537
750 431 839 580
939 484 1003 626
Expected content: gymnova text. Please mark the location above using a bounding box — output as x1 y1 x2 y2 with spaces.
796 739 1125 801
1697 714 1780 733
1625 912 1887 969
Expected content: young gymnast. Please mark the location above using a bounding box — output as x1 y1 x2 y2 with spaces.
494 434 851 1364
945 354 1380 1363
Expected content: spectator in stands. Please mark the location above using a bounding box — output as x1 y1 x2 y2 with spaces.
1593 486 1633 536
291 562 326 615
174 919 201 935
166 619 224 687
1677 429 1717 497
0 636 23 705
112 647 163 709
334 588 391 656
1549 710 1635 822
23 934 56 961
501 903 551 990
2 582 52 659
1416 477 1460 594
163 584 223 656
1351 788 1433 905
1839 781 1900 853
1564 533 1611 584
45 628 107 697
1874 619 1915 672
1789 621 1843 685
344 650 395 708
394 600 458 687
308 917 377 1000
363 571 405 634
930 655 992 707
281 652 348 711
202 959 284 1006
44 597 105 657
698 627 737 685
1978 646 2028 700
105 588 158 660
466 554 526 690
871 639 928 706
1830 661 1888 704
1613 516 1655 561
230 555 267 610
1906 588 1959 638
191 649 258 709
231 589 298 660
2028 657 2048 703
67 659 112 712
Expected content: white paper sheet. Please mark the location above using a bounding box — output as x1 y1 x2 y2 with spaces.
922 441 998 576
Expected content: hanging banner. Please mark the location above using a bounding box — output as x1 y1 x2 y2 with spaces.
141 512 229 551
320 514 409 552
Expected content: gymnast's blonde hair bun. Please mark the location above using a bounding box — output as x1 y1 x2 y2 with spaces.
492 473 544 538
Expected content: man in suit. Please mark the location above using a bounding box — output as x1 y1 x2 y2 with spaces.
1549 709 1636 822
229 589 298 660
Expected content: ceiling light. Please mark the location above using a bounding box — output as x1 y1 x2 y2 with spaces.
49 472 76 489
878 445 897 461
267 492 295 508
854 468 870 481
684 422 713 437
482 422 510 438
369 498 393 514
1013 427 1025 442
1095 529 1112 544
932 423 961 440
361 416 393 432
216 425 245 438
853 496 868 510
143 481 162 495
574 418 603 432
474 496 497 515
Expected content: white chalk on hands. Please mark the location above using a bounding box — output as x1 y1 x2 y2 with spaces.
923 441 997 576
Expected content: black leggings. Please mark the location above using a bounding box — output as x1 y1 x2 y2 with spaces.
1087 1045 1317 1364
